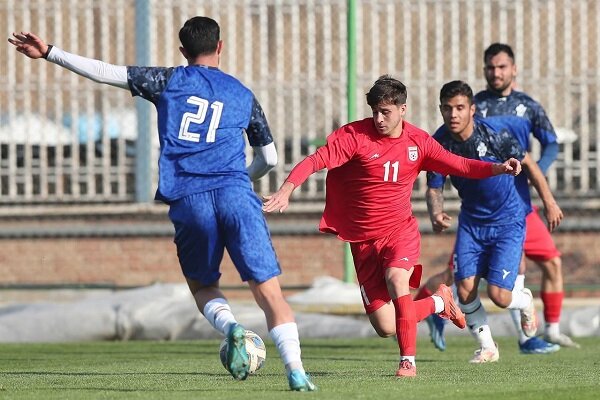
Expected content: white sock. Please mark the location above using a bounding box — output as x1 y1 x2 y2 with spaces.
269 322 304 374
400 356 416 366
432 295 445 313
514 274 525 291
202 298 237 336
508 287 532 310
473 324 496 349
510 308 528 343
509 275 528 342
546 322 560 338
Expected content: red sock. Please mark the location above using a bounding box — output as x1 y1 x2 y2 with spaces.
392 295 417 357
540 291 563 323
414 297 436 322
413 286 432 301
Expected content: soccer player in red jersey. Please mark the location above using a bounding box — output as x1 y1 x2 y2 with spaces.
263 75 522 377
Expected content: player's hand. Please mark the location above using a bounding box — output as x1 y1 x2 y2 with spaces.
262 182 295 213
8 32 49 59
431 212 452 233
543 201 563 232
493 158 521 176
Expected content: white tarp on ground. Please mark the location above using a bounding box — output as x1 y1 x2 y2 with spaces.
0 278 598 342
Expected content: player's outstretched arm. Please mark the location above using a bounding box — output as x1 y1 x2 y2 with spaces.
426 187 452 233
491 157 521 176
9 31 129 89
8 31 48 59
262 181 295 213
521 153 563 231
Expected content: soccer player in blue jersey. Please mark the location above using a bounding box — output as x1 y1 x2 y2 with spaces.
426 81 563 363
9 17 316 391
418 43 578 353
475 43 578 350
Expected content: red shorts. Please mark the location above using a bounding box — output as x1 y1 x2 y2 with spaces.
350 216 422 314
524 206 561 261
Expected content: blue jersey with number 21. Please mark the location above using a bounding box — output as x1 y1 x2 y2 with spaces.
127 65 273 203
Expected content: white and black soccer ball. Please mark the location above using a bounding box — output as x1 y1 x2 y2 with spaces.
219 329 266 374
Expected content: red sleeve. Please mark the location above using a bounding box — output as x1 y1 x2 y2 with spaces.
421 135 495 178
285 124 359 187
286 155 323 187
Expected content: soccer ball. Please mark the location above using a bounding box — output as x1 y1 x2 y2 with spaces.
219 329 266 374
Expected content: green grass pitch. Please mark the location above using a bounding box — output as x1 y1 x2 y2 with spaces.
0 336 598 400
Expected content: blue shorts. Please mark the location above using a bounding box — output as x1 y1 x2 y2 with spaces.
168 186 281 285
453 218 525 290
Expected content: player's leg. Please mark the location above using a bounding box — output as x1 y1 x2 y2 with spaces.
486 222 561 355
220 186 315 390
419 256 455 351
457 276 499 363
248 278 315 391
525 209 579 348
454 222 499 363
506 256 560 353
386 266 418 377
352 222 422 377
168 192 251 380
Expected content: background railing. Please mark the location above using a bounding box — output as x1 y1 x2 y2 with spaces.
1 0 598 212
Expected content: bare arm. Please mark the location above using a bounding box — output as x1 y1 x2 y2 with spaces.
521 153 563 231
426 187 452 233
262 181 296 213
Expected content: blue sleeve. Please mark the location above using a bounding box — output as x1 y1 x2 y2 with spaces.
246 96 274 146
426 171 446 188
127 66 176 104
537 141 559 174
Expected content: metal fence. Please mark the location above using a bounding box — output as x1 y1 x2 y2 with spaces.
1 0 599 211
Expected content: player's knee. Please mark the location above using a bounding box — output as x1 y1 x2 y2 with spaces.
372 325 395 338
488 289 511 308
538 257 562 277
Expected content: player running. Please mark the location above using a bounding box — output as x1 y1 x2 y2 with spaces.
263 75 522 377
426 80 563 363
9 17 316 391
419 43 578 353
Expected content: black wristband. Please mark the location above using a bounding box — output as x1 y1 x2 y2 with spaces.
42 44 53 59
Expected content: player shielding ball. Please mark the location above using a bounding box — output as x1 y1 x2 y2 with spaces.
263 75 521 377
9 17 316 391
426 80 563 363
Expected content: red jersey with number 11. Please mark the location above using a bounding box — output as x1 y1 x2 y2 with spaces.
286 118 495 242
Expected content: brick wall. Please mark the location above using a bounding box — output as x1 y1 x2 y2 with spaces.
1 228 599 296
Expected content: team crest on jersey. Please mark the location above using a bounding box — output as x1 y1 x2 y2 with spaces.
515 104 527 117
477 142 488 157
408 146 418 161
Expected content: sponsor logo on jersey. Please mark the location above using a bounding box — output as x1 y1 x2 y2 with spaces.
480 108 488 118
368 153 380 160
408 146 418 161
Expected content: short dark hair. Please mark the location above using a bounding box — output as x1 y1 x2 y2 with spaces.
484 42 515 64
366 75 407 107
439 80 474 104
179 16 220 58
